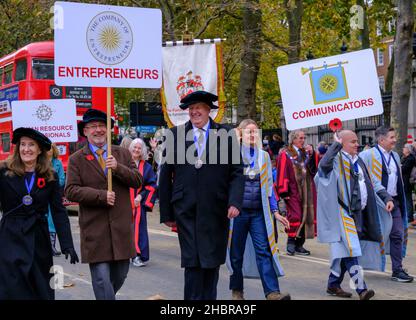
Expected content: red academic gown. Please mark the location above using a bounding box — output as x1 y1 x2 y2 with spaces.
130 160 157 259
275 148 318 238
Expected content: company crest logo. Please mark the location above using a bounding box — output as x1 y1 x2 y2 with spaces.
176 71 204 100
34 104 54 122
87 11 133 65
302 61 349 105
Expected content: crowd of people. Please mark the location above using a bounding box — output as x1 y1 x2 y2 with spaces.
0 90 415 301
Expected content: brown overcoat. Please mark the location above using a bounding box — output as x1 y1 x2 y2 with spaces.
65 144 142 263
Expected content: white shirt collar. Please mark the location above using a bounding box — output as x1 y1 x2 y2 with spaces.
192 120 210 133
378 144 391 155
341 150 358 163
293 145 300 152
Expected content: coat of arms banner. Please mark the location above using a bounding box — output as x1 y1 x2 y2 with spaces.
161 42 225 127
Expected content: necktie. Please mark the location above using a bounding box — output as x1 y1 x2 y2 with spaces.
350 161 361 214
196 129 205 157
96 148 106 170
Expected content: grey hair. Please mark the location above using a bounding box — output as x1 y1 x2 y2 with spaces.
129 138 149 161
375 126 395 142
119 136 133 149
288 130 304 145
404 143 415 154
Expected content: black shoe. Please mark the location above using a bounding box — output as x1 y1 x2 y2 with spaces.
286 240 296 256
359 289 375 300
326 287 352 298
286 247 295 256
392 269 414 283
295 246 311 256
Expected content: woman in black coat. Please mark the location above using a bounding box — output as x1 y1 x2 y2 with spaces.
0 128 79 300
401 144 416 223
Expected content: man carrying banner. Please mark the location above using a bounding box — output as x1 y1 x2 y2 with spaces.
315 130 391 300
360 126 414 283
158 90 245 300
65 109 143 300
276 130 317 255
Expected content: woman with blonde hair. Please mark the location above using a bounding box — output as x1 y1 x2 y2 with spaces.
0 128 78 299
226 119 290 300
129 138 157 267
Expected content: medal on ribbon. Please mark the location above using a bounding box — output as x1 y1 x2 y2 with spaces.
195 159 203 169
23 172 35 206
248 169 256 180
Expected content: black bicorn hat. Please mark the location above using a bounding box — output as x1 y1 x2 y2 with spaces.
179 90 219 110
78 109 114 137
12 127 52 151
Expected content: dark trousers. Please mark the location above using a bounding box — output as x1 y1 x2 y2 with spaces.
287 225 305 250
137 209 149 262
184 267 219 300
390 198 404 272
328 257 367 295
229 210 280 296
405 189 414 222
89 260 130 300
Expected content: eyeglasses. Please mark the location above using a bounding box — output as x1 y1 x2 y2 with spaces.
85 124 107 130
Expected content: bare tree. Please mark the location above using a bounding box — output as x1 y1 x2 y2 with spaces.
390 0 414 154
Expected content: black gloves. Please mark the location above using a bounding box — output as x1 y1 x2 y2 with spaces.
62 247 79 264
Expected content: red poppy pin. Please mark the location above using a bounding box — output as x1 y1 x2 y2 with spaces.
37 178 46 189
86 155 94 161
329 118 342 132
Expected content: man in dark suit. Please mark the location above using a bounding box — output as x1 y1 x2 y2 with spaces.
158 91 245 300
65 109 142 300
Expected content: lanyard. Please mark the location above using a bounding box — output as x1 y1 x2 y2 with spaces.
353 161 359 173
25 172 36 195
342 151 359 173
243 146 257 168
193 122 210 157
376 145 394 174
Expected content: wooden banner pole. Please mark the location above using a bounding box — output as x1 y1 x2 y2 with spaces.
107 87 112 192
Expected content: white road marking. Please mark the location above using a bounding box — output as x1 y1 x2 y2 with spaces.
149 228 179 238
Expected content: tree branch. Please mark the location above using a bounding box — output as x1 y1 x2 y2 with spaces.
195 13 222 38
157 0 176 41
262 32 289 54
223 10 242 20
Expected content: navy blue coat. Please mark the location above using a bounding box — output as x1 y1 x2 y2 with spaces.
0 164 74 300
159 119 245 268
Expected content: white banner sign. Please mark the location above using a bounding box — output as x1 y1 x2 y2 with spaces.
54 1 162 88
277 49 383 130
12 99 78 143
161 43 225 127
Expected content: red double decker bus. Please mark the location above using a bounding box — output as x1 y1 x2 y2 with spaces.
0 41 115 170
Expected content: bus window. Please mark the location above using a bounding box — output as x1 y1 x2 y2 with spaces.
4 65 13 84
0 68 3 86
15 59 27 81
1 133 10 153
32 59 54 80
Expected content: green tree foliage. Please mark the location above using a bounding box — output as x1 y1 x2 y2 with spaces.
0 0 407 131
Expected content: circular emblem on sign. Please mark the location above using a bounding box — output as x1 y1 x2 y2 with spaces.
319 74 338 94
51 87 61 97
86 11 133 65
35 104 53 122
